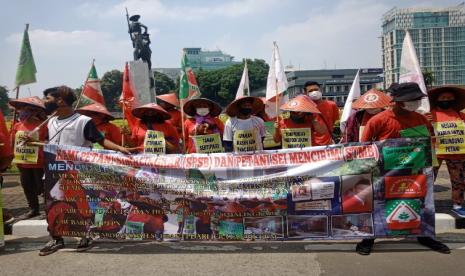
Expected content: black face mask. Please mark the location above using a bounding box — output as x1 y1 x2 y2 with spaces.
142 116 164 124
290 114 305 123
239 108 253 116
44 101 58 114
437 100 454 110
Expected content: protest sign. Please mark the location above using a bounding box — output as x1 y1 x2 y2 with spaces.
13 131 39 164
193 134 223 153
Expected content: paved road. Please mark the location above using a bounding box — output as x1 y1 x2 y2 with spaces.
1 238 465 276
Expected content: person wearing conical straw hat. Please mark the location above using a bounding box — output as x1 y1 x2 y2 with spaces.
9 96 48 219
156 92 183 137
77 103 122 147
427 86 465 217
341 89 392 143
223 96 266 153
183 97 224 153
129 103 180 154
274 95 331 148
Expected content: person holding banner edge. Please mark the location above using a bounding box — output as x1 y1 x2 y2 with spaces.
356 82 450 255
428 86 465 217
36 86 132 256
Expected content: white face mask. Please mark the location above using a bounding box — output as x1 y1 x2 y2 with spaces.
365 108 382 115
196 107 210 116
402 100 422 112
308 90 322 101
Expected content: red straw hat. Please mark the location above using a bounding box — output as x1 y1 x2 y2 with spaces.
351 89 392 109
9 96 45 110
183 97 222 117
428 85 465 111
132 103 171 120
225 96 264 117
156 93 180 107
280 95 321 113
77 103 115 120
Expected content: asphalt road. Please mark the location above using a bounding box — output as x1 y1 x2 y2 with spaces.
1 238 465 276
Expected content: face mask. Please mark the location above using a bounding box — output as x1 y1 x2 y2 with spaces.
239 108 253 116
290 113 305 123
365 108 382 115
437 100 454 110
308 91 322 101
402 100 422 112
44 101 58 113
196 107 210 117
18 110 34 121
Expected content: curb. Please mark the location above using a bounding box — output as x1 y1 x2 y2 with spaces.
8 212 460 238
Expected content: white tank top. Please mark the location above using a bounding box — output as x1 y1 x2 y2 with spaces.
48 113 93 147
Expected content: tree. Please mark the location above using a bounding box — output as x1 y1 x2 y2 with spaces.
195 59 269 107
100 70 123 112
422 69 435 89
0 86 10 115
154 71 176 95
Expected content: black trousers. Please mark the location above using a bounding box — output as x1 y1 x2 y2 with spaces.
18 167 44 211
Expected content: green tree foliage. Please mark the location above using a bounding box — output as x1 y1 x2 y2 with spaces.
195 59 269 107
100 70 123 112
0 86 10 115
154 71 176 95
422 69 435 89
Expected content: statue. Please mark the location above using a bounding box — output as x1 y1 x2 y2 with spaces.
126 11 154 87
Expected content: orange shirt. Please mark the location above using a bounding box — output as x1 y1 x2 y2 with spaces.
10 120 48 168
131 120 180 152
316 100 339 133
361 109 433 142
168 109 183 137
274 115 332 147
95 122 122 146
431 108 465 160
0 111 12 159
184 117 224 153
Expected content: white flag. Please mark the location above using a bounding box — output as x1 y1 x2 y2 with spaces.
399 30 430 113
340 70 361 133
236 60 250 99
266 42 289 118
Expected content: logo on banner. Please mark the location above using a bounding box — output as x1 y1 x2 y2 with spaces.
383 146 425 170
386 199 421 230
385 175 427 198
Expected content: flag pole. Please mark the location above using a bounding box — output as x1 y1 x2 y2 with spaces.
74 58 95 110
273 42 279 125
12 86 20 124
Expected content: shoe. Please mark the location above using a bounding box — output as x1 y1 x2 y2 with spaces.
76 237 93 252
21 209 40 219
356 239 374 255
451 207 465 218
417 236 450 254
3 213 15 224
39 238 65 256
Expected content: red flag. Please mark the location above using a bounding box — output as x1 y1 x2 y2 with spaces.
120 62 139 131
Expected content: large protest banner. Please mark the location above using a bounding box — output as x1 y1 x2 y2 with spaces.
43 137 435 241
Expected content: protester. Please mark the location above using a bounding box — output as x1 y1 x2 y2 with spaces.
341 89 392 143
38 86 131 256
77 103 122 147
9 96 47 218
304 81 340 134
156 92 182 137
255 98 273 122
183 98 224 153
0 109 14 224
129 103 180 154
356 82 450 255
428 86 465 217
223 96 266 153
273 95 332 147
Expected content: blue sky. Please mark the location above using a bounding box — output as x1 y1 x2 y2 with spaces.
0 0 459 97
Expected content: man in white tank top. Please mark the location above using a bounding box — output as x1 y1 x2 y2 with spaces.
39 86 131 256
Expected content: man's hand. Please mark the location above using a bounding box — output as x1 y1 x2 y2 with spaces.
116 146 138 155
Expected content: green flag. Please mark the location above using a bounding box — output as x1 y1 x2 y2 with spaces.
15 24 37 86
179 51 200 100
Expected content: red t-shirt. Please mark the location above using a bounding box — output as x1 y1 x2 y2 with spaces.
184 117 224 153
274 115 332 146
96 122 122 146
10 120 48 168
431 108 465 160
361 109 433 142
0 111 12 159
168 109 183 137
131 120 180 153
316 100 339 133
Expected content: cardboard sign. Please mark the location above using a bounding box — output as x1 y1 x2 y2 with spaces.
143 130 165 154
385 175 427 198
193 133 223 153
233 129 258 153
434 120 465 155
281 128 311 149
13 130 39 164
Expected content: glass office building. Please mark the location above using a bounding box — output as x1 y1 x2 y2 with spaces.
381 4 465 87
183 47 240 71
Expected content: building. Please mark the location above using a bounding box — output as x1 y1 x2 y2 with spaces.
183 47 240 70
286 68 384 107
381 4 465 88
153 68 180 81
